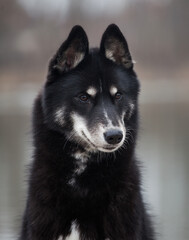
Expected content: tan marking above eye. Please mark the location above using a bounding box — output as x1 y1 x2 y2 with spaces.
110 86 118 95
86 87 97 97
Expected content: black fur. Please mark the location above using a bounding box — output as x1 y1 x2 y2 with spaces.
19 24 155 240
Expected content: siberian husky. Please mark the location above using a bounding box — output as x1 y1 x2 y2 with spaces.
20 24 155 240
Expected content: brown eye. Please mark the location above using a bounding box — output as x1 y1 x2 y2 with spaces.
79 94 89 102
115 92 122 100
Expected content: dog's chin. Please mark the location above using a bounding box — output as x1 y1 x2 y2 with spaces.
85 140 123 153
97 145 122 153
83 144 122 153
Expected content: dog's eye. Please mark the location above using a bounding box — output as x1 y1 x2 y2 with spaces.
115 92 122 100
79 94 89 102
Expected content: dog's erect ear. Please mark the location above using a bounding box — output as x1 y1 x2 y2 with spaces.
50 26 89 73
100 24 133 69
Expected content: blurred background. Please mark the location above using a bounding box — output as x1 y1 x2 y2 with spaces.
0 0 189 239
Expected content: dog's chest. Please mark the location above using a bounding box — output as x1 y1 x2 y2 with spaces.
68 151 89 186
57 221 110 240
65 221 80 240
57 222 80 240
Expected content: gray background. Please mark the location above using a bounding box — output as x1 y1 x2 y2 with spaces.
0 0 189 239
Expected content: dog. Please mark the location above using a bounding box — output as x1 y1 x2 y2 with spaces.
19 24 155 240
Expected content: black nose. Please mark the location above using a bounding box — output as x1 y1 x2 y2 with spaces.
104 130 123 145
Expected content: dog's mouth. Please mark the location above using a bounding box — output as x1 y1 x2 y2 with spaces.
98 146 121 153
81 131 122 153
103 146 116 150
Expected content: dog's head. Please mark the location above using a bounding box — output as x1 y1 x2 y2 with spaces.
43 24 139 153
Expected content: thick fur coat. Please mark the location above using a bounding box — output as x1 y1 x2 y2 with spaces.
19 24 155 240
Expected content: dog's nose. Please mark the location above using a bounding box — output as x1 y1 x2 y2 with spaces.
104 130 123 145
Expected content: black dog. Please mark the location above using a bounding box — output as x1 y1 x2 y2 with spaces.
19 24 155 240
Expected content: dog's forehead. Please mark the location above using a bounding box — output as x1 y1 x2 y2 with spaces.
86 71 122 94
61 53 130 95
82 71 122 96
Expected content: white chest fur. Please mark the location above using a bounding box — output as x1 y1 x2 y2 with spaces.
65 221 80 240
57 221 110 240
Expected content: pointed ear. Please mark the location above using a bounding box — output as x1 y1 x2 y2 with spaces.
49 25 89 73
100 24 133 69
